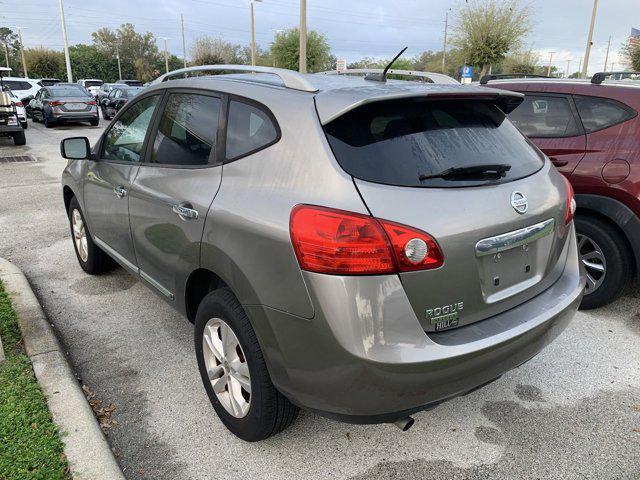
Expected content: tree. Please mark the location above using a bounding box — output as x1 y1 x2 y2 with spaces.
0 27 22 74
191 36 243 65
452 0 531 77
92 24 159 81
69 44 121 82
24 47 65 79
623 41 640 71
270 28 332 72
502 50 539 74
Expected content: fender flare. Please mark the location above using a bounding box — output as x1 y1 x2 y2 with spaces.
575 194 640 280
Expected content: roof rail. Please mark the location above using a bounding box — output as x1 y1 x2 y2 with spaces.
318 69 459 85
591 71 640 85
479 73 550 85
151 65 318 92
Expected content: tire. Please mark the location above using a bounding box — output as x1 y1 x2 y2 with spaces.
102 107 110 120
13 131 26 146
21 121 28 130
44 116 54 128
90 118 99 127
67 197 115 275
575 215 632 309
32 112 39 123
194 288 299 441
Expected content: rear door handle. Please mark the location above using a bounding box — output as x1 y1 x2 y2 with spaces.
549 157 568 167
172 203 199 220
113 185 127 198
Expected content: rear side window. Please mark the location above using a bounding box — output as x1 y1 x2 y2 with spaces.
574 95 636 133
509 95 581 138
151 93 221 166
4 80 32 91
225 100 278 160
324 99 544 188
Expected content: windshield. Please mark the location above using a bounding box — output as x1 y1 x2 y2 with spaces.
324 98 544 188
49 86 90 98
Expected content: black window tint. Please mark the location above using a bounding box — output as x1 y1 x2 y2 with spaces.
4 80 32 91
226 100 278 159
574 95 636 133
103 95 159 162
508 95 581 138
151 93 221 166
324 99 544 188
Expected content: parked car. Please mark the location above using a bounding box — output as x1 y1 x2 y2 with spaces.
5 89 28 129
60 65 584 441
95 82 117 104
100 86 144 120
481 72 640 308
38 78 62 87
116 79 143 87
77 78 104 97
30 83 99 128
0 67 26 145
1 77 41 107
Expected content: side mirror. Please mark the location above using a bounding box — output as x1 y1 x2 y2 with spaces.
60 137 91 160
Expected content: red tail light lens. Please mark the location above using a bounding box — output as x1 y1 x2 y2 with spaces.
562 175 576 224
290 205 444 275
14 101 23 107
49 101 64 106
85 100 97 105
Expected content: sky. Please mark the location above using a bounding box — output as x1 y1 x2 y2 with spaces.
5 0 640 76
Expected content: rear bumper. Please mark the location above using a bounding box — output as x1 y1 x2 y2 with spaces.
246 225 584 422
49 108 98 123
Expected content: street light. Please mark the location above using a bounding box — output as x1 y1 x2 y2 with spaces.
250 0 262 67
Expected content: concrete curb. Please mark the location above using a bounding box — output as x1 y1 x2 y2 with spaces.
0 257 125 480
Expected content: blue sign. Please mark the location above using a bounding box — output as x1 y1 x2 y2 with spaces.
461 66 473 78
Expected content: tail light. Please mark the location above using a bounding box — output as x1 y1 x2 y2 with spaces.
85 100 97 105
14 101 23 107
289 205 444 275
49 101 65 106
561 176 576 224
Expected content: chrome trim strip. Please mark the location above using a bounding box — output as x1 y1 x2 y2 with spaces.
475 218 556 257
93 236 139 273
140 270 175 301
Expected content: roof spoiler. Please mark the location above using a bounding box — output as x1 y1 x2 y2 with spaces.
480 73 550 85
318 69 459 85
151 64 318 93
591 71 640 84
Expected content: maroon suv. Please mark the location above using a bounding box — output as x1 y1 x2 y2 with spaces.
482 73 640 308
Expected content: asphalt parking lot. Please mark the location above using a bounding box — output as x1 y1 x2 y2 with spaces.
1 120 639 480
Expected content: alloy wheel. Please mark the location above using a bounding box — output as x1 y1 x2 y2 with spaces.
202 317 251 418
71 209 88 262
577 233 606 294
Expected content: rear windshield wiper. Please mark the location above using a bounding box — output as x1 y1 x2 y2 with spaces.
419 163 512 181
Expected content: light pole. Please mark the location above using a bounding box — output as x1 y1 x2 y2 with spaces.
162 37 169 73
547 51 555 77
441 8 450 73
299 0 307 73
115 43 122 80
566 59 571 78
250 0 262 67
58 0 73 82
582 0 599 78
17 27 28 78
603 35 611 71
3 43 9 68
181 13 187 68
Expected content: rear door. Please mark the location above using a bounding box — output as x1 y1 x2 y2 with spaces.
323 97 571 332
508 93 587 175
128 89 224 300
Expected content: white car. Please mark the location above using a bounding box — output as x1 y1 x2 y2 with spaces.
77 79 104 98
2 77 41 104
5 89 27 129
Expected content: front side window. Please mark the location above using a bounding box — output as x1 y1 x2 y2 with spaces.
150 93 221 166
225 100 278 160
574 95 636 133
508 95 581 138
102 95 159 162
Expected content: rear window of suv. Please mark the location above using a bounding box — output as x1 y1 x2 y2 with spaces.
323 98 544 188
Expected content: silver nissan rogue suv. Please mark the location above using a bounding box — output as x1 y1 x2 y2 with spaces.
60 65 585 441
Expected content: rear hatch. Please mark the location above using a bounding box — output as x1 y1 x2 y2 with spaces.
319 91 572 332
